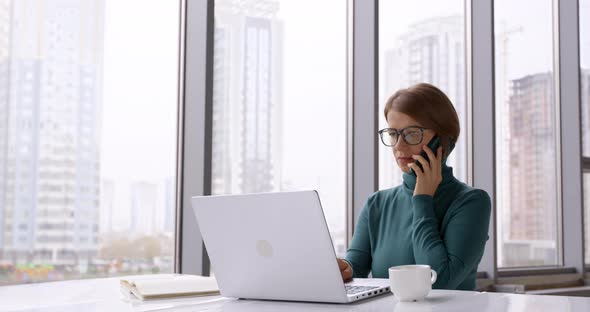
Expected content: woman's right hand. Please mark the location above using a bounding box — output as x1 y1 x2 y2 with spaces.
337 258 353 282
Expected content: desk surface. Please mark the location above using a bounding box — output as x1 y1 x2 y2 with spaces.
1 276 590 312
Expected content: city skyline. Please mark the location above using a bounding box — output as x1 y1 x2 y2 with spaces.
0 0 179 283
379 1 573 267
212 0 283 196
1 0 590 286
100 177 175 236
379 14 467 190
494 0 560 267
211 0 348 254
502 72 559 266
0 0 104 266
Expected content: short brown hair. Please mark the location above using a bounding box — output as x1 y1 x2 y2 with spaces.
384 83 460 156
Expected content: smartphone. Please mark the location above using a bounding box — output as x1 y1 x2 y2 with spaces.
410 136 442 177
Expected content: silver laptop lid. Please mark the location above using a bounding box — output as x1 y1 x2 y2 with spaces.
191 190 348 303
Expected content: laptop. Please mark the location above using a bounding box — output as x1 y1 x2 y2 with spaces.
191 190 390 303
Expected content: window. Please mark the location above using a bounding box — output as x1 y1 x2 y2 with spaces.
494 0 560 267
378 0 468 189
212 0 347 256
0 0 179 285
580 0 590 266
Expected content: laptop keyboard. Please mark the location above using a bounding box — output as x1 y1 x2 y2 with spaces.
345 285 379 295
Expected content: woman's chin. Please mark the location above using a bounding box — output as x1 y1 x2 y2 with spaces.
398 165 411 173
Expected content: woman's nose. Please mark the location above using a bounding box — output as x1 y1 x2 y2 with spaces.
393 142 410 155
394 138 409 149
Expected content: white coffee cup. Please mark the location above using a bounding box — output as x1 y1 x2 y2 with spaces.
388 265 437 301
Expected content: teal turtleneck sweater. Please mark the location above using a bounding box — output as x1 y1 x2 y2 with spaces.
345 164 491 290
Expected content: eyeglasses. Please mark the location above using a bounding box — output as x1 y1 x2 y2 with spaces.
378 126 428 147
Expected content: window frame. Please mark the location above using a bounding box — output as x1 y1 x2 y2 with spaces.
468 0 496 280
177 0 212 276
555 0 584 274
349 0 379 242
186 0 588 282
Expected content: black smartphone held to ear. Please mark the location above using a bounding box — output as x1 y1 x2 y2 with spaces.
410 136 442 177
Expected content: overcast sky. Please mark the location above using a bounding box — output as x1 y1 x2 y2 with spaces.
101 0 179 232
102 0 179 183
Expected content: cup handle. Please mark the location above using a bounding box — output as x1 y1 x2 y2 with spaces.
430 269 437 285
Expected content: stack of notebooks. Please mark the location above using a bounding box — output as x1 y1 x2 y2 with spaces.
120 274 220 301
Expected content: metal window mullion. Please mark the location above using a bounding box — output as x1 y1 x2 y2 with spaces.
468 0 497 281
349 0 379 238
177 0 213 276
346 0 354 245
557 0 584 274
174 0 187 275
553 0 564 269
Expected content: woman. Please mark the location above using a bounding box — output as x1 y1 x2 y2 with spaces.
337 83 491 290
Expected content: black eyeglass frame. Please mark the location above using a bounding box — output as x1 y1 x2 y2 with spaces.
378 126 429 147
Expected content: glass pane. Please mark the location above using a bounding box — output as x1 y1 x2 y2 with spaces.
212 0 347 256
495 0 559 267
378 0 468 190
0 0 179 285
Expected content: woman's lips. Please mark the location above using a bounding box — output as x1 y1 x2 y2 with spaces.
397 157 414 164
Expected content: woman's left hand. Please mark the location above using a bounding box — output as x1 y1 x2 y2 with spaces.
408 146 443 197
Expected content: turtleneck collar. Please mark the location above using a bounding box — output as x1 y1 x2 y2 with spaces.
402 163 456 195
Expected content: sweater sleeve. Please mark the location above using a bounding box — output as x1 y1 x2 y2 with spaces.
411 189 491 289
345 197 374 278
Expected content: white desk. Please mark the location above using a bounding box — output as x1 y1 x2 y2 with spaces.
1 276 590 312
